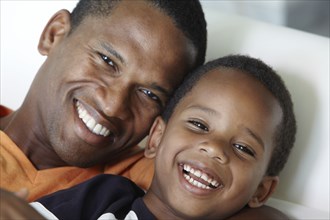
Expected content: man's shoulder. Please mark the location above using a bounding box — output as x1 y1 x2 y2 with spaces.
0 105 13 118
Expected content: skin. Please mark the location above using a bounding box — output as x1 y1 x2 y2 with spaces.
143 68 281 219
0 0 196 169
0 189 44 220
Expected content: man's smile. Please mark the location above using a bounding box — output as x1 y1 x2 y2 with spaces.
75 101 111 137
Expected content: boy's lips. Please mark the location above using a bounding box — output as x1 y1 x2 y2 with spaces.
179 163 224 191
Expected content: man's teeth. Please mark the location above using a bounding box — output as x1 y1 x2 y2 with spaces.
183 164 220 189
76 102 111 137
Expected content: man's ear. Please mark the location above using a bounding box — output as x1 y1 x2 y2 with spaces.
248 176 279 208
38 9 71 55
144 116 166 159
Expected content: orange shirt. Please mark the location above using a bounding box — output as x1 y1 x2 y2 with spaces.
0 105 154 201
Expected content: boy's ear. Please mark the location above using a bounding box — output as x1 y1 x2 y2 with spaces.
38 9 71 55
248 176 279 208
144 116 166 159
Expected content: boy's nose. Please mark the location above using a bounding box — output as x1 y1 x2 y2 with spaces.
198 141 229 164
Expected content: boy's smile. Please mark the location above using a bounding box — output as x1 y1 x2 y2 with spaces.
177 160 224 197
181 163 221 190
144 67 282 219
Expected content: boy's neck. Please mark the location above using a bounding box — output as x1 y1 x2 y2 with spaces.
143 190 182 220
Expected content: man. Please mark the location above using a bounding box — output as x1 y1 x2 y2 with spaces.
1 0 206 200
0 0 287 219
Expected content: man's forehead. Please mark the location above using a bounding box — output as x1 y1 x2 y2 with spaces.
71 0 196 94
97 0 165 20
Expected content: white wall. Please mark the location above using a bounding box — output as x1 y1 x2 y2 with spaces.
0 1 78 109
201 1 286 25
200 0 329 37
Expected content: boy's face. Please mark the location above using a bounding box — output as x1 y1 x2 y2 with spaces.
29 0 196 167
145 68 282 219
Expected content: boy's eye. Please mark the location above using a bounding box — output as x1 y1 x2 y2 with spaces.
139 88 162 106
188 120 209 132
233 144 255 157
99 53 115 68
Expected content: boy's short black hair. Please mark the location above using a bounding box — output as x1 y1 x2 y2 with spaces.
163 55 297 176
70 0 207 68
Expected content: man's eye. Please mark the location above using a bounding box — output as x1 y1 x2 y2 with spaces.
233 144 255 157
139 88 162 105
99 53 115 67
188 120 209 132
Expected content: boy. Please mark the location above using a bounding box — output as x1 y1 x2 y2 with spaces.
31 55 296 219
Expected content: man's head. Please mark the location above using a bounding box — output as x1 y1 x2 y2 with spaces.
21 0 206 168
144 55 296 219
70 0 207 68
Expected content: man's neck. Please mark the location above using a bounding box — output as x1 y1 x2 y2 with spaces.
1 107 68 170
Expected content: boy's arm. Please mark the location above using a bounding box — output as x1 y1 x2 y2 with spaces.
228 205 289 220
0 188 45 219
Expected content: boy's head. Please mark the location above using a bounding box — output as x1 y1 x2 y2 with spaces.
144 55 296 219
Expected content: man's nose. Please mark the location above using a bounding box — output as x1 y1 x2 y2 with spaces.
97 85 132 120
198 140 229 164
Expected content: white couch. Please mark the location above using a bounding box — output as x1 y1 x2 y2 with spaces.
1 1 329 219
203 9 329 219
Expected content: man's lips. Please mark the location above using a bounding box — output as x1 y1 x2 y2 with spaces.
75 101 111 137
180 163 223 190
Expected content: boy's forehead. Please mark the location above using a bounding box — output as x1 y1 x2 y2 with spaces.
180 67 283 130
193 68 268 94
172 67 282 153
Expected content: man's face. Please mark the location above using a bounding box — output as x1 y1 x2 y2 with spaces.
35 1 196 167
146 68 282 219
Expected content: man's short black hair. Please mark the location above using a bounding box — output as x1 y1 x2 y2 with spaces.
70 0 207 68
163 55 297 176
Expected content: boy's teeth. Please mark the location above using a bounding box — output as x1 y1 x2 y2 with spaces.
184 173 211 190
183 164 220 189
76 101 111 137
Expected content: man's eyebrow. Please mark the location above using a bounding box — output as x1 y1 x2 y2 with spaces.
99 42 170 99
150 83 171 98
100 42 125 65
244 127 265 151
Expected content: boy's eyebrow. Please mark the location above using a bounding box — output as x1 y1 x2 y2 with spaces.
188 105 265 150
100 42 125 65
187 105 218 116
244 127 265 151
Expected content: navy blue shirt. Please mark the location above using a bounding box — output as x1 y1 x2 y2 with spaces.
31 174 155 220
